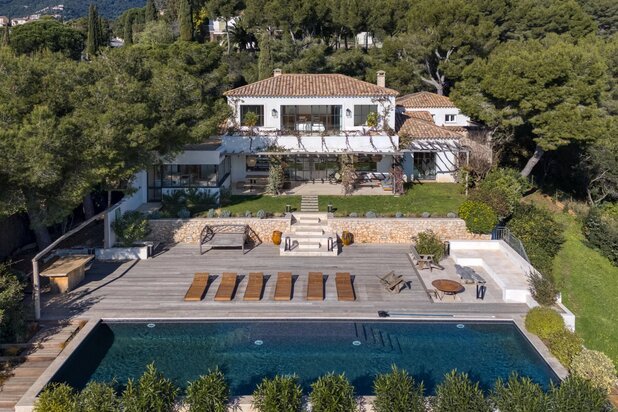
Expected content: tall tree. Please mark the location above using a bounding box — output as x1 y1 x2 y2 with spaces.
257 31 273 79
1 23 9 48
452 36 609 177
179 0 193 41
86 4 100 57
145 0 158 23
207 0 242 54
9 20 85 60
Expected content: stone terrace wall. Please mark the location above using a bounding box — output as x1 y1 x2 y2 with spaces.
147 218 291 244
329 218 488 243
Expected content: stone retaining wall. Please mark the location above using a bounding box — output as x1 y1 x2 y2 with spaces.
329 217 488 243
146 218 291 244
147 216 487 245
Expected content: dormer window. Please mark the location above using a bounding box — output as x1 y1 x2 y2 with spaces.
240 105 264 126
445 114 456 123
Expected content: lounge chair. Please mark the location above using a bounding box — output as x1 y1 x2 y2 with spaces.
274 272 292 301
306 272 324 301
455 264 475 284
335 272 355 301
243 272 264 301
184 273 210 301
214 273 238 301
410 246 435 271
376 271 405 294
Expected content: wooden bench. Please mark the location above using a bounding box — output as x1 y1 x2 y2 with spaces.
40 255 94 293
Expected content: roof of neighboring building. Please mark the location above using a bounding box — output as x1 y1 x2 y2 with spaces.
396 112 463 140
396 91 457 108
224 74 399 97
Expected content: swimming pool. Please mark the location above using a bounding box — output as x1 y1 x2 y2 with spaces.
51 320 558 395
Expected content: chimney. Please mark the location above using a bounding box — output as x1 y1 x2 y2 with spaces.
377 70 386 88
273 68 282 77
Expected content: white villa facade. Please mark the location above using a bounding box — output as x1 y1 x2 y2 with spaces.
141 71 473 202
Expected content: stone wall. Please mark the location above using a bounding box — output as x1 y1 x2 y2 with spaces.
147 216 487 245
147 218 291 244
329 217 488 243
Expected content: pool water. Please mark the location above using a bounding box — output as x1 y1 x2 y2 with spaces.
52 320 558 395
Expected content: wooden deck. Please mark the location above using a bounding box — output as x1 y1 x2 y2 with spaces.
40 244 529 321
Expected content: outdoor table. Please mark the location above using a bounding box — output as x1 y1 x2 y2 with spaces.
40 255 94 293
431 279 464 301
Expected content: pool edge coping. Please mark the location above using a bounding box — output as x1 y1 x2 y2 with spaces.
15 315 568 412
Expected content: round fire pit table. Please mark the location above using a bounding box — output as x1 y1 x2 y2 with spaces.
431 279 464 301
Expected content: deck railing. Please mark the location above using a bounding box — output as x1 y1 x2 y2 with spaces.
492 226 530 262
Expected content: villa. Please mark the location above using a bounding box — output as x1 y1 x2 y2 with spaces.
142 70 474 203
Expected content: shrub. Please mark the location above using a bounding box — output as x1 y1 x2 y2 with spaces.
547 329 583 368
414 230 445 262
458 200 498 234
310 373 356 412
256 209 266 219
491 372 547 412
220 209 232 218
80 381 119 412
508 204 564 274
470 168 529 219
524 307 564 340
584 205 618 266
366 211 377 218
432 370 490 412
395 212 403 218
527 271 558 306
111 211 151 247
373 366 424 412
35 383 78 412
186 368 229 412
0 263 26 343
547 375 608 412
244 210 252 217
570 348 618 393
421 212 431 218
162 189 217 217
121 363 178 412
207 208 216 218
177 208 191 219
252 375 303 412
349 212 358 217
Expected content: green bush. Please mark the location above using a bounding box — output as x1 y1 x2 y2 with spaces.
310 373 357 412
584 204 618 266
121 363 178 412
458 200 498 234
414 230 445 262
547 329 583 368
0 263 26 343
252 375 303 412
111 211 151 247
508 204 564 274
186 369 229 412
524 307 565 340
161 189 218 218
470 168 530 219
432 370 490 412
80 381 119 412
547 375 608 412
373 366 424 412
34 383 79 412
570 348 617 393
491 372 547 412
527 271 558 306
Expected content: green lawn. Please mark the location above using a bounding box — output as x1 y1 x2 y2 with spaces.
320 183 465 216
552 213 618 366
222 195 302 215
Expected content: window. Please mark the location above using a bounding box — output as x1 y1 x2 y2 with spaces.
354 105 378 126
445 114 456 123
240 105 264 126
281 105 342 133
246 157 270 172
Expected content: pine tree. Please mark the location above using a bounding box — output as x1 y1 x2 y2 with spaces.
1 23 9 48
145 0 157 23
86 4 99 56
179 0 193 41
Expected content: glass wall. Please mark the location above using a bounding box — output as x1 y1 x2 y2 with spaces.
281 105 342 133
413 152 437 180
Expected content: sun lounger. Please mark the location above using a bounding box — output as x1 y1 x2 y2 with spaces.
243 272 264 301
377 271 405 294
214 273 238 301
410 246 435 271
335 272 355 301
184 273 210 301
306 272 324 301
274 272 292 301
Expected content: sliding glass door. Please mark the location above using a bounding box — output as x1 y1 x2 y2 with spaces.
281 105 342 133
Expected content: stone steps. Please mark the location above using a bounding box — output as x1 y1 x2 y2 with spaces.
300 195 319 212
281 211 338 256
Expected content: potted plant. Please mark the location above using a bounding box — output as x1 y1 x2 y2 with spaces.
272 230 282 245
341 231 353 246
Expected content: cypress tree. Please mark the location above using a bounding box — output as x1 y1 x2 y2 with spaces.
86 4 99 56
257 32 273 80
179 0 193 41
124 14 133 45
1 23 9 48
145 0 157 23
98 16 107 48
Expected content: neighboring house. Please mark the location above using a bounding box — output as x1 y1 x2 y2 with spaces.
0 16 9 27
11 17 29 26
140 71 475 202
396 91 472 182
209 16 239 42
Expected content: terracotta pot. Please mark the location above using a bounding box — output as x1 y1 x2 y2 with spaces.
272 230 282 245
341 231 353 246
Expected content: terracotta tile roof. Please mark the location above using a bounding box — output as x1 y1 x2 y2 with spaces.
224 74 399 97
406 110 434 122
396 91 456 108
396 112 463 140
